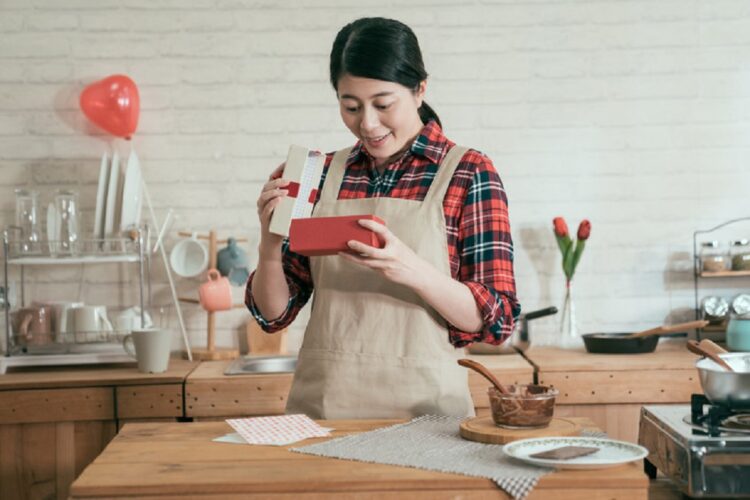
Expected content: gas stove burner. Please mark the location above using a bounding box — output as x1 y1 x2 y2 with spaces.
682 414 750 436
688 393 750 436
725 414 750 430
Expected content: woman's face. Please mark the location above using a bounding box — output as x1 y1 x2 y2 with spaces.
337 74 426 165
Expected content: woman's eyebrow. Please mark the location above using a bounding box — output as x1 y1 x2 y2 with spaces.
339 91 395 100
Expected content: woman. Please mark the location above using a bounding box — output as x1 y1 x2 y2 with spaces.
246 17 520 419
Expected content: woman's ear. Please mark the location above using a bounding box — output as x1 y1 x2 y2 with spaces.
415 80 427 107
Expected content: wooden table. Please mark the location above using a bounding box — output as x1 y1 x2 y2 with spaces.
0 358 198 500
524 340 701 442
70 418 648 499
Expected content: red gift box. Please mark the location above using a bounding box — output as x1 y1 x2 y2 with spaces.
289 215 386 256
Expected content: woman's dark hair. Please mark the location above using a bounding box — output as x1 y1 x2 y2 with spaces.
330 17 441 128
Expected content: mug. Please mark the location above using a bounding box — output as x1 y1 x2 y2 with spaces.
217 237 250 286
123 328 171 373
114 306 153 332
199 269 232 312
72 305 113 333
33 300 84 339
11 306 53 346
727 317 750 352
170 232 209 278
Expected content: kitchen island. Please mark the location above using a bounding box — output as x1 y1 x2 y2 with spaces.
69 418 648 499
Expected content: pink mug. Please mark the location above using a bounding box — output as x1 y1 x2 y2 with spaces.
199 269 232 312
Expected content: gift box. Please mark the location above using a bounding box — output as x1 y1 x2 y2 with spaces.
269 145 325 238
290 215 386 256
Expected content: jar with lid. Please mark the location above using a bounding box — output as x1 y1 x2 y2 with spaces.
700 241 729 273
730 239 750 271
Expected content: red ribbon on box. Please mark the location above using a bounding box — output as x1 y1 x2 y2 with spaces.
287 182 318 203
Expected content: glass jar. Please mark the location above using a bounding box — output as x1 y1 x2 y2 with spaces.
730 239 750 271
702 295 729 324
700 241 729 273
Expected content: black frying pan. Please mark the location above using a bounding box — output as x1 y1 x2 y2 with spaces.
582 320 709 354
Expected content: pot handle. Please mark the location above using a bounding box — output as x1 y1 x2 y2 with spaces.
523 306 558 321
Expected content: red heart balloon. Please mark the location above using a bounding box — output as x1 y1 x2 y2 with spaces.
80 74 139 140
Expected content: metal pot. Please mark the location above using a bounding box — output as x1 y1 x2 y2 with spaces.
467 306 558 354
696 353 750 409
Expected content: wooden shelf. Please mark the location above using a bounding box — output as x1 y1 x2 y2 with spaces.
699 269 750 278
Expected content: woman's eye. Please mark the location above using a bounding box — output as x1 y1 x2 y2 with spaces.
375 103 392 110
345 106 359 113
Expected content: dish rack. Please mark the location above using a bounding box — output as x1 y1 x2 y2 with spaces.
692 216 750 341
1 226 151 374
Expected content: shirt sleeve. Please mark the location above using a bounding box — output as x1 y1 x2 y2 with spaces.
447 151 521 347
244 153 335 332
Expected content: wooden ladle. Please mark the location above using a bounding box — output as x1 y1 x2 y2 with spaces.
458 359 511 395
626 320 709 339
686 339 735 372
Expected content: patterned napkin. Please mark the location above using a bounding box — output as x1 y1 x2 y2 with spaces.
226 414 332 446
292 415 596 499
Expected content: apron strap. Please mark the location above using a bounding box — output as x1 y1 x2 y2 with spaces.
423 145 469 205
318 147 354 204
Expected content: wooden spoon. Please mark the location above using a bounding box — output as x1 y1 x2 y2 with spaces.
686 340 735 372
698 338 728 356
458 359 511 395
626 320 709 339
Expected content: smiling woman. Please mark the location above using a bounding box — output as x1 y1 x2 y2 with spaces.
246 17 521 420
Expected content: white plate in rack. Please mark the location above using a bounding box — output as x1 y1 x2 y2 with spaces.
120 150 143 232
104 151 120 238
94 152 110 241
502 437 648 470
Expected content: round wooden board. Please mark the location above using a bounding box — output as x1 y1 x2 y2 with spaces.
459 416 581 444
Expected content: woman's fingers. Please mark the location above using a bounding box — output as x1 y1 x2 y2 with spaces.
357 218 391 245
269 162 286 181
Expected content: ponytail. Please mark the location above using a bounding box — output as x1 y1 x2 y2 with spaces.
418 101 441 128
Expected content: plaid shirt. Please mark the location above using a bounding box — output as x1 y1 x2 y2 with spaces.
246 120 520 347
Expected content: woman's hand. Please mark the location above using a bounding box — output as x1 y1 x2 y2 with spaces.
257 163 289 257
339 219 429 290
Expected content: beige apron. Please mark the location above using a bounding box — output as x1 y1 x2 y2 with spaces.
286 144 475 419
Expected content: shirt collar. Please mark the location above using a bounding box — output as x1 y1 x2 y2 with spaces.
345 120 449 168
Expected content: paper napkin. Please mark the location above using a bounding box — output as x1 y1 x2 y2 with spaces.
225 414 332 446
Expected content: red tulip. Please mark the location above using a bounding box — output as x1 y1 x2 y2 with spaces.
80 74 140 139
577 220 591 241
553 217 569 238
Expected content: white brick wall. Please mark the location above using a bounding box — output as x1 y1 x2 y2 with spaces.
2 0 750 353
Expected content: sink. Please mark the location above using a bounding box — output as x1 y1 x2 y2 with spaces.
224 355 297 376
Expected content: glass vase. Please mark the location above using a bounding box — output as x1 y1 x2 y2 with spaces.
559 281 582 349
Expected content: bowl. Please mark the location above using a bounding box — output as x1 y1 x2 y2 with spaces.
488 384 559 429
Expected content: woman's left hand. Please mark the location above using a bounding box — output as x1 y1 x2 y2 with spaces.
339 219 428 290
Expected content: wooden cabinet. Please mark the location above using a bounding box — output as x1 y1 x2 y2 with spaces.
524 340 701 442
0 359 197 500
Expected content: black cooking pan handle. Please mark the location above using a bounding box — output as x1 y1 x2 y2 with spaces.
523 306 558 321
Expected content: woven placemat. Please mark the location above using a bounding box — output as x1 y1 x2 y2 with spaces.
292 415 603 499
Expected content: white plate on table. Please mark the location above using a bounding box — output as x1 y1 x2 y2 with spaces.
119 150 143 232
94 153 110 241
104 151 120 238
502 437 648 470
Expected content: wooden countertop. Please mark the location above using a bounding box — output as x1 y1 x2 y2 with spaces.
0 358 199 391
523 340 701 405
70 418 648 499
523 339 697 372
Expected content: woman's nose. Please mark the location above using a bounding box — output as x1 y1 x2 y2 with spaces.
360 107 379 132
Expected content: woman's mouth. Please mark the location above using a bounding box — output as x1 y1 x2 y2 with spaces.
365 132 391 148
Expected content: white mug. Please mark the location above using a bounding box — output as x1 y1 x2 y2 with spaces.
123 328 171 373
72 305 113 333
114 306 153 332
32 300 84 339
170 232 208 278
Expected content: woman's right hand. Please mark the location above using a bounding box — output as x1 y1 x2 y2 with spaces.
257 163 290 257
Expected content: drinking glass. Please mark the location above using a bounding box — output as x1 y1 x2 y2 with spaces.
14 189 41 254
54 190 80 255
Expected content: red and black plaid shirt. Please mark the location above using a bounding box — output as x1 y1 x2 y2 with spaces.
246 120 520 347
